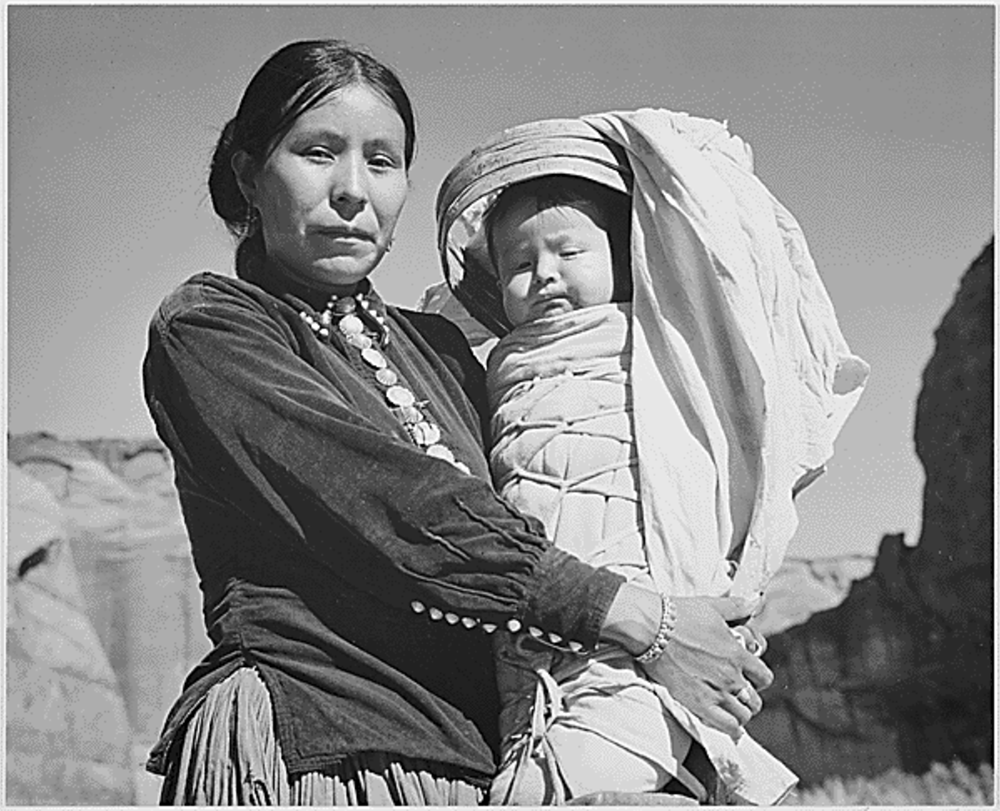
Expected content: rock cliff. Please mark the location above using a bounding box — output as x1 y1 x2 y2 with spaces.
746 240 994 784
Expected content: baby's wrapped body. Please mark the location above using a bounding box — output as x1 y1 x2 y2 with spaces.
486 304 794 805
490 305 645 583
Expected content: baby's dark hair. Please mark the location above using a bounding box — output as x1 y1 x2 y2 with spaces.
484 174 633 303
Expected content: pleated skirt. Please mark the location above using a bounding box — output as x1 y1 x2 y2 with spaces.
158 667 486 806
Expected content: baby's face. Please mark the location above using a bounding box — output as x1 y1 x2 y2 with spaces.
493 198 616 327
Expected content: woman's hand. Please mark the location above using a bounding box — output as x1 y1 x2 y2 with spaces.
641 596 772 739
600 585 772 740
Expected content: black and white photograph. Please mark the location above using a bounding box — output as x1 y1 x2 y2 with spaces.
5 4 994 806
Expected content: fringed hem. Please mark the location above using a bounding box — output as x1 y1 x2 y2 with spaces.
159 666 485 806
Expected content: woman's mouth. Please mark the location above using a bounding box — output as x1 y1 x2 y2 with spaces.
314 227 375 243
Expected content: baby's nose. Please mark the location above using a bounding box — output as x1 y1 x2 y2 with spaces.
534 255 560 282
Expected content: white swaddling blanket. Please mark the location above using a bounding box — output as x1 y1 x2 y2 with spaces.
431 108 869 600
575 110 869 601
488 304 644 579
487 305 796 804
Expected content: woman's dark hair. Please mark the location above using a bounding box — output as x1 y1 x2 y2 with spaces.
484 174 633 303
208 40 417 274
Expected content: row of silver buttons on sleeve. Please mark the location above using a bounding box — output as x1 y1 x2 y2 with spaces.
408 599 587 653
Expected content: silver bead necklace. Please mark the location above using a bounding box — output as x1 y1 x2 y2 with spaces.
298 291 470 476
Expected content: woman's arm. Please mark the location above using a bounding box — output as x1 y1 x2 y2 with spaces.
143 275 622 649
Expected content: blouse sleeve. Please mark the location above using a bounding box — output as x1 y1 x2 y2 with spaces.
143 276 622 648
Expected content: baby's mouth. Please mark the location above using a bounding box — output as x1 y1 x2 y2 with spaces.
535 296 572 315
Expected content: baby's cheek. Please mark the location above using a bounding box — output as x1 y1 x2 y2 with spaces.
501 288 527 326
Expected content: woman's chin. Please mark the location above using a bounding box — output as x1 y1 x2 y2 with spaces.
309 257 379 288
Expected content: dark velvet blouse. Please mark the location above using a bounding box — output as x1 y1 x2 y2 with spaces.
142 269 623 783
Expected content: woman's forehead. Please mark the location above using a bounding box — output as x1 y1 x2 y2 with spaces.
289 85 404 132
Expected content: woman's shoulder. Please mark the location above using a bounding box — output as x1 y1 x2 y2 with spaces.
393 307 489 417
393 307 471 351
394 306 488 375
152 271 271 329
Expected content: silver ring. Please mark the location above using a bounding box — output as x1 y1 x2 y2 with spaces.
736 686 753 705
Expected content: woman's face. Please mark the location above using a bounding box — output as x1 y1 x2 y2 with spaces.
239 83 409 293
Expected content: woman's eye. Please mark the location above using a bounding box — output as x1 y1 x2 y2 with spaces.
304 147 334 161
369 154 399 171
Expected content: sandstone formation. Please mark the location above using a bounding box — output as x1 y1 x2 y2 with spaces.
6 435 210 805
747 240 994 784
752 554 875 638
7 466 133 804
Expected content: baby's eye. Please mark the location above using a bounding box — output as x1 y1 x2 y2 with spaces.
560 248 583 258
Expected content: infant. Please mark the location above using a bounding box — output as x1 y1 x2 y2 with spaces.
484 174 793 805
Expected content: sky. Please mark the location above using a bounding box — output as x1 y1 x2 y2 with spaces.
5 4 995 560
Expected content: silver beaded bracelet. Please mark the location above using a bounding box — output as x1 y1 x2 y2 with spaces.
634 593 677 665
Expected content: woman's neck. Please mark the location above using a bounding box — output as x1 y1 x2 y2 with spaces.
240 250 371 309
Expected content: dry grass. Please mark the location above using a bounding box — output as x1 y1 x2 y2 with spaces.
791 761 995 806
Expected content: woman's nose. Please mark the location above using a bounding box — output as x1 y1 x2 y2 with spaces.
330 154 367 215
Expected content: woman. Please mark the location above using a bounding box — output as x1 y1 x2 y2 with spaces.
143 40 770 806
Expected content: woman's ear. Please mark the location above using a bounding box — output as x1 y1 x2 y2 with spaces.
231 150 257 208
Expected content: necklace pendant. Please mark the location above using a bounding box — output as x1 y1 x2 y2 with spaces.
398 405 423 424
346 332 373 350
339 314 365 336
410 421 442 447
385 385 416 408
361 347 388 369
333 297 357 315
426 444 455 463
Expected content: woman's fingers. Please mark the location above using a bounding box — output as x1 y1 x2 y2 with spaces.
700 705 744 740
749 626 768 657
731 625 767 657
732 683 763 716
722 690 754 728
741 651 774 691
642 654 749 739
709 595 760 623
